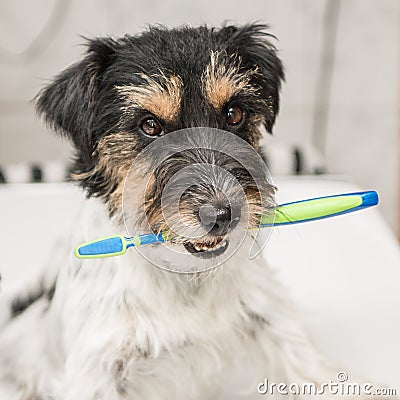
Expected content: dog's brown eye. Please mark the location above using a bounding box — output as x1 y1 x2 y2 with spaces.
226 105 244 126
140 118 163 136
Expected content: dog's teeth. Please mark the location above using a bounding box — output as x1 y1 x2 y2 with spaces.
216 241 227 250
191 240 227 252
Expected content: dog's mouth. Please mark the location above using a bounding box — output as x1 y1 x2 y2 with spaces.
183 237 229 258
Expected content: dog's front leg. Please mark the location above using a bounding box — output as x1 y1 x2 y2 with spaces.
60 355 125 400
53 286 138 399
56 324 138 400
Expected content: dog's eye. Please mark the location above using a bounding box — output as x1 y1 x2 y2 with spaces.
226 105 244 126
140 117 163 137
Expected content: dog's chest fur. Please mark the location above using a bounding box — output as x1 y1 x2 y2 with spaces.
38 200 279 399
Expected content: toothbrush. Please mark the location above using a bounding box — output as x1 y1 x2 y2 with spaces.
74 190 378 259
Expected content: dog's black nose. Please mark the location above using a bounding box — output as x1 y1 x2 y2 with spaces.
198 205 240 236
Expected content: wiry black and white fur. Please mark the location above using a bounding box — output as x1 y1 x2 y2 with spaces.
0 24 384 400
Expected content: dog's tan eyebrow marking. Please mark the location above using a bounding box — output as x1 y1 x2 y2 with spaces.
202 51 258 110
116 73 183 122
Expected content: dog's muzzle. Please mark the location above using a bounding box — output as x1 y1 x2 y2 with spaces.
182 201 241 258
123 128 275 273
148 154 264 258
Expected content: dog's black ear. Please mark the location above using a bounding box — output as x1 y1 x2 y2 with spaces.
35 38 117 160
221 24 285 133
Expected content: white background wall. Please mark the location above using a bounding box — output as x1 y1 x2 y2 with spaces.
0 0 399 234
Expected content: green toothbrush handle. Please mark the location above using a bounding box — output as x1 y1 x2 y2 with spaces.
260 191 378 227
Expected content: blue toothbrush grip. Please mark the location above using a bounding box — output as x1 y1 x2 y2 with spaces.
75 235 126 258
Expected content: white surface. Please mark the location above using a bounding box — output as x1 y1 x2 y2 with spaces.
0 177 399 388
266 177 400 388
0 183 84 294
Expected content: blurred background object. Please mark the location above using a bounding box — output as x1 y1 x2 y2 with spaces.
0 0 399 236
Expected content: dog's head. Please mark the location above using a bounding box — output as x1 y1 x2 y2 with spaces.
36 24 284 263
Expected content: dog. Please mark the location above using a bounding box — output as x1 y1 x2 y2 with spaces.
0 24 386 400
